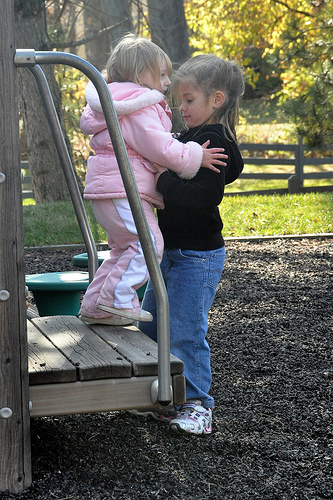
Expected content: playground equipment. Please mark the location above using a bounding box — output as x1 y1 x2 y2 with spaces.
0 5 183 492
17 47 173 402
25 271 89 316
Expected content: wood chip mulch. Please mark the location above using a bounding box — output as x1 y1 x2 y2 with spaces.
5 237 332 499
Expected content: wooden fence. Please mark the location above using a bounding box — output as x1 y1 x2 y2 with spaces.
233 138 333 196
21 161 33 200
21 138 333 200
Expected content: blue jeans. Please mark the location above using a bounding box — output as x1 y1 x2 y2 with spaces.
139 246 225 408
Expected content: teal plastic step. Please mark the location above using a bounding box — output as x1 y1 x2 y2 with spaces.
26 271 89 316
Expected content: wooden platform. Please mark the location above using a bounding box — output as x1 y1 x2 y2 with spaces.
28 312 185 418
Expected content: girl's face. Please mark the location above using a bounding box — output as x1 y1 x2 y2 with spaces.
140 60 171 93
178 82 224 128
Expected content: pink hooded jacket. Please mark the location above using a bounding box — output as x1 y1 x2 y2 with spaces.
80 81 203 209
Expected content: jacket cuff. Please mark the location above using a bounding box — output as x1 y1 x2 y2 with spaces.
178 141 203 180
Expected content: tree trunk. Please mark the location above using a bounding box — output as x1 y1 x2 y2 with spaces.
83 0 133 70
15 0 71 203
146 0 189 132
147 0 190 67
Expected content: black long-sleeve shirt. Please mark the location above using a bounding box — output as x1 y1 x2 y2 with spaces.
156 124 244 250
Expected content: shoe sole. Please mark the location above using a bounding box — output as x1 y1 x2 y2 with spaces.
169 423 212 435
98 304 153 322
79 315 134 326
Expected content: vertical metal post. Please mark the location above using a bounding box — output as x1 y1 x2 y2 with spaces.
28 65 98 281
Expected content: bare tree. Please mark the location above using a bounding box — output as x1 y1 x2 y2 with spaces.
146 0 190 131
63 0 190 69
63 0 134 70
147 0 190 66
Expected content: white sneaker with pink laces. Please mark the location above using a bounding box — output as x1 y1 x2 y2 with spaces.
168 401 212 435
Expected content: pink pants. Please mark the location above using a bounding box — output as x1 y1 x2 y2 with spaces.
80 198 164 318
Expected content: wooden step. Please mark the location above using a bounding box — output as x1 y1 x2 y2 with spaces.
27 315 186 417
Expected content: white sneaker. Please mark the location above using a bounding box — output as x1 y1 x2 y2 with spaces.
98 304 153 322
168 402 212 435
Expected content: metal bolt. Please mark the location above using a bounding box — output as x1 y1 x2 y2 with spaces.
0 290 10 301
0 172 5 183
0 407 13 419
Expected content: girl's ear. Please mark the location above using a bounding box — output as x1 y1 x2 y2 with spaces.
213 91 225 109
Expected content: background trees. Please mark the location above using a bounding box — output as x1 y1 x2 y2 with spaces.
15 0 332 202
184 0 332 146
15 0 72 203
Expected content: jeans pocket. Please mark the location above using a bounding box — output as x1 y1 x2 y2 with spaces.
178 248 225 288
179 249 207 261
207 248 225 288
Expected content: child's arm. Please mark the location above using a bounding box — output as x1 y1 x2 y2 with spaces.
80 104 107 136
156 166 224 209
122 110 226 180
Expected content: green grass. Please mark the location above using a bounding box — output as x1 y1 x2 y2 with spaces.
23 193 333 247
221 192 332 237
23 201 106 246
22 99 332 245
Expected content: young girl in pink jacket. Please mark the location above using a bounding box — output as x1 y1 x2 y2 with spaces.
79 34 227 325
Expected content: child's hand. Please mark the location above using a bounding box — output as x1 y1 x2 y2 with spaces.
154 163 167 181
201 140 228 173
154 163 166 174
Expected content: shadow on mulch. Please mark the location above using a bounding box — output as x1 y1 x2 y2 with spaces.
4 238 332 499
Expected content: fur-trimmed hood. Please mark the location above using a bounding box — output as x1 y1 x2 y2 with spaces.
80 79 204 208
85 80 168 118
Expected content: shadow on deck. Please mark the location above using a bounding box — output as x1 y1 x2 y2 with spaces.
28 309 185 418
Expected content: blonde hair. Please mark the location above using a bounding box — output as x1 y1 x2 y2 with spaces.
172 54 245 141
105 33 172 88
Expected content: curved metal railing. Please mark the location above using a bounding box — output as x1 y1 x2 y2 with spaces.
15 50 171 405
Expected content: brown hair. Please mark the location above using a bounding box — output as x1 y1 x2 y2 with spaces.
172 54 245 140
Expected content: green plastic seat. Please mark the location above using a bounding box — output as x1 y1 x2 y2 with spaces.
72 250 110 268
26 271 89 317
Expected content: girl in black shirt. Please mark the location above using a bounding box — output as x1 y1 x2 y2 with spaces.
139 54 245 435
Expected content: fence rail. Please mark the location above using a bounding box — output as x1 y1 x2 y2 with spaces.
231 138 333 196
21 138 333 200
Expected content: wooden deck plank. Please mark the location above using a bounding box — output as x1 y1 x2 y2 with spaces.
31 316 132 381
29 376 163 417
90 323 184 376
28 322 77 385
27 315 186 417
29 374 186 417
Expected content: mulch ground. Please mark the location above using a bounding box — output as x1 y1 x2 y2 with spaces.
3 237 332 499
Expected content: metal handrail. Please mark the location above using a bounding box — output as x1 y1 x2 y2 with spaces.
28 64 99 281
15 49 171 405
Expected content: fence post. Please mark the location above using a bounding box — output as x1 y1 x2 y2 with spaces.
295 136 304 182
289 137 304 194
